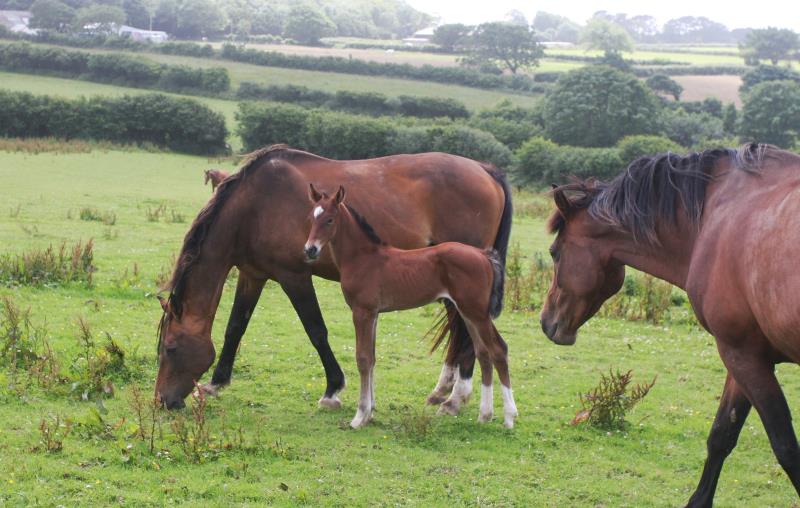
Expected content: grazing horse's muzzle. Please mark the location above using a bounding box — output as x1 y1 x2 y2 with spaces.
158 392 186 410
304 244 319 262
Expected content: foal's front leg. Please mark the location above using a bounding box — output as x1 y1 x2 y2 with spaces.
351 308 378 429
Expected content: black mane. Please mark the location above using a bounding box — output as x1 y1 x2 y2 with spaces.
548 143 775 244
345 204 385 245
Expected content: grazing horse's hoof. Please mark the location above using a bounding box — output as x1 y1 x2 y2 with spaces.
438 400 460 416
193 383 221 398
318 395 342 410
426 393 447 405
478 411 493 424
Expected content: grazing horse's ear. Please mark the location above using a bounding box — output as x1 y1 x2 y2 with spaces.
553 188 572 216
333 185 346 205
309 183 323 202
157 295 169 313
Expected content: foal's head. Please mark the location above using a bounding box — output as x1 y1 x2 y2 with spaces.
304 183 346 262
540 184 625 346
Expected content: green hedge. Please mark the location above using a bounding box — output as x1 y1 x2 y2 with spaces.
236 82 469 119
0 90 228 155
0 42 229 94
235 102 511 166
633 65 746 77
513 137 623 186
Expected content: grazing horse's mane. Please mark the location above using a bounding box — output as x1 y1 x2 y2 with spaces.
345 204 385 245
547 143 777 245
157 144 296 349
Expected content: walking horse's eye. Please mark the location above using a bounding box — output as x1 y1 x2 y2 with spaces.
326 218 334 226
549 245 559 261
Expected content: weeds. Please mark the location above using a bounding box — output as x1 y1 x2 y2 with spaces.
0 240 94 287
146 204 185 223
9 204 21 218
170 384 212 463
505 243 551 312
599 274 675 324
154 254 176 289
396 405 437 441
79 207 117 226
113 263 142 290
36 415 72 453
571 369 656 430
69 317 127 400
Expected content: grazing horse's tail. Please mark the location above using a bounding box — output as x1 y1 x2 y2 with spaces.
480 163 512 317
486 249 504 319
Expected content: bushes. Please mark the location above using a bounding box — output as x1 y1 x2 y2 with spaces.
0 42 230 94
617 135 683 163
739 80 800 148
513 136 623 185
740 65 800 92
235 82 469 119
235 102 511 166
0 90 228 155
469 100 544 149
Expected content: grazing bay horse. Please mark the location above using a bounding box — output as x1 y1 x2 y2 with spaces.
156 145 511 411
304 184 517 428
204 169 229 191
541 144 800 506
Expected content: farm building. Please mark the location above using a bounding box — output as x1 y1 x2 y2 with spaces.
0 10 36 35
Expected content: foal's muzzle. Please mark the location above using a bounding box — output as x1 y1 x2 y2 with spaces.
304 245 319 262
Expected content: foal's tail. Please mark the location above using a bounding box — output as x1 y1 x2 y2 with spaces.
486 248 504 319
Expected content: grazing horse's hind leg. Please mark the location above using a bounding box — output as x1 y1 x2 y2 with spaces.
279 274 346 409
200 272 265 396
686 373 751 508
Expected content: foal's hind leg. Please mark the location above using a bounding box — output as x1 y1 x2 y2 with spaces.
426 302 463 405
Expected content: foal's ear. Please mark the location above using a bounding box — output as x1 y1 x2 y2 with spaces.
309 183 323 202
333 185 346 205
552 188 572 216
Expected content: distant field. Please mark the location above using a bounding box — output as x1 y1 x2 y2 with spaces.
0 41 541 112
546 47 746 66
673 75 744 106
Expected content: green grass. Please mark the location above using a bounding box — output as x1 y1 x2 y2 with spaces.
1 148 798 506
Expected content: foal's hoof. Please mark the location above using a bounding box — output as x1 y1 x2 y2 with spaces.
350 411 372 429
318 395 342 410
503 412 518 429
426 393 447 406
478 412 493 424
193 383 221 398
438 400 460 416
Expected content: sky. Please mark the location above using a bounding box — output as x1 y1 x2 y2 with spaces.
404 0 800 32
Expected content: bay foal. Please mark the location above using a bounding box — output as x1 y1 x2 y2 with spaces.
303 184 517 429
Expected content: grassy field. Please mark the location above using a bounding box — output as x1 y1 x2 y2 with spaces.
673 75 744 105
1 148 798 506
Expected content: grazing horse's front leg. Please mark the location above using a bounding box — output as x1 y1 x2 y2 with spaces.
279 273 346 409
351 308 378 429
686 373 751 508
200 272 265 396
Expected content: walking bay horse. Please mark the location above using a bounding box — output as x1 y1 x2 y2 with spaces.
303 184 517 428
156 145 512 411
541 144 800 506
204 169 229 191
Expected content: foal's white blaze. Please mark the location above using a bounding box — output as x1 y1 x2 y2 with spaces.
313 205 324 218
479 383 493 423
501 385 518 429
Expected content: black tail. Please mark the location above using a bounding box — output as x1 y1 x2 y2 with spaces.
481 163 512 316
486 249 504 319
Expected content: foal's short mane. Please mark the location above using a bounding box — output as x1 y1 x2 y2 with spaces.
345 204 385 245
547 143 777 244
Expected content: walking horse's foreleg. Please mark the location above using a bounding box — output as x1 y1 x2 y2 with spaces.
351 307 378 429
279 273 346 409
199 272 265 396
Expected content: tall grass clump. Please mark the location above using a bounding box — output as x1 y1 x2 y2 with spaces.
79 207 117 225
571 369 656 430
0 240 94 287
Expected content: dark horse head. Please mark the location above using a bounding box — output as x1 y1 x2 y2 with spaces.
540 147 747 345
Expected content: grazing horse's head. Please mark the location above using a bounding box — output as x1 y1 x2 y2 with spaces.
304 183 346 262
540 184 625 346
155 296 216 409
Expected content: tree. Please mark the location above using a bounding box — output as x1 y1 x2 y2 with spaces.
722 103 737 135
122 0 150 29
505 9 527 27
580 17 633 57
74 4 126 33
465 22 543 74
175 0 224 38
646 74 683 101
740 27 799 65
152 0 177 33
739 80 800 148
29 0 75 31
543 65 661 147
662 16 731 43
431 23 471 52
740 65 800 92
283 3 335 45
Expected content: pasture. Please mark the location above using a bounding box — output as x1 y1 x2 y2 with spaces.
1 148 798 506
